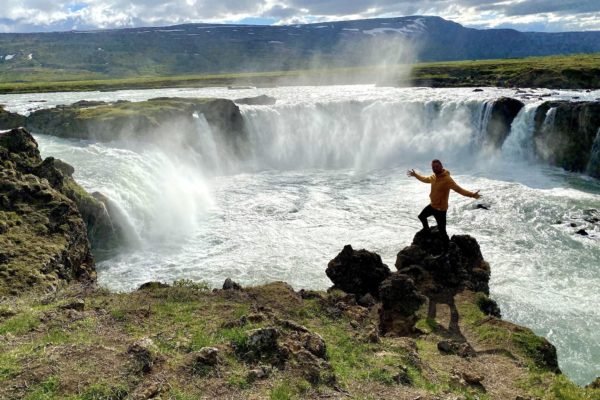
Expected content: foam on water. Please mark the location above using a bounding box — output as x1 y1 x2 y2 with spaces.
2 85 599 385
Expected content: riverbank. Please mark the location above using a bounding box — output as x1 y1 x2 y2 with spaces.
0 53 599 94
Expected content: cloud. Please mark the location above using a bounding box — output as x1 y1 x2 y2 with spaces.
0 0 599 32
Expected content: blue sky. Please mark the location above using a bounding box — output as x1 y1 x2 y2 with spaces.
1 0 599 33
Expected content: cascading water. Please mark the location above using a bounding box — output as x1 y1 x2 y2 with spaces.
586 128 600 177
2 85 598 385
501 103 539 161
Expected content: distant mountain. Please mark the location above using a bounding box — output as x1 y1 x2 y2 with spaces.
1 16 599 81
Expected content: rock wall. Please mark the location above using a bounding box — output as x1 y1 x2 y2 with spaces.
0 128 98 294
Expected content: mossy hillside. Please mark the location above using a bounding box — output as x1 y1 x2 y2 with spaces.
0 282 596 400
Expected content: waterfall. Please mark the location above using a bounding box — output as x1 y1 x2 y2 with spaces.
586 128 600 177
501 103 539 161
240 99 486 171
193 112 222 174
475 100 494 148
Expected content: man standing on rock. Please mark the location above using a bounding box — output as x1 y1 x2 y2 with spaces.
407 159 480 245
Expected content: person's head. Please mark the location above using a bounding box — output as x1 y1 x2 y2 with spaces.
431 159 444 174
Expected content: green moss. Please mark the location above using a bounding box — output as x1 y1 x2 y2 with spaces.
415 318 438 334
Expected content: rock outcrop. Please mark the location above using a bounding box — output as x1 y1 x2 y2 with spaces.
533 101 600 177
0 128 95 294
0 105 26 130
484 97 524 148
234 95 277 106
326 244 391 298
25 97 246 151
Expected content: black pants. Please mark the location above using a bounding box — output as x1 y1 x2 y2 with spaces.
418 204 449 243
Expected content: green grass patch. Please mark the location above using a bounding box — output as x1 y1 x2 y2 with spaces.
24 376 60 400
270 380 296 400
78 382 128 400
0 311 39 335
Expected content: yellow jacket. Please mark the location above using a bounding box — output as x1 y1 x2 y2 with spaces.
414 170 477 211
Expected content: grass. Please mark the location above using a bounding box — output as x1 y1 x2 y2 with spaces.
0 283 597 399
0 52 598 94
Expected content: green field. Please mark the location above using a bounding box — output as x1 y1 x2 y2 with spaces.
0 53 599 94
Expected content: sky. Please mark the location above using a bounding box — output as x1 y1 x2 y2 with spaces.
1 0 599 33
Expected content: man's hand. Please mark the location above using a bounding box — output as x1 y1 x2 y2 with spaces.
407 169 416 177
473 190 481 199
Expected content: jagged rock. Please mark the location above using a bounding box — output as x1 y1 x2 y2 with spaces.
477 295 502 317
533 101 600 177
234 95 277 105
0 128 96 295
223 277 242 290
576 229 589 236
137 281 170 290
437 340 476 358
533 337 561 373
586 376 600 389
190 347 220 367
59 299 85 311
246 366 270 382
247 327 279 353
294 349 335 384
326 244 391 298
396 229 491 295
357 293 377 307
378 273 426 335
127 338 158 373
394 365 412 385
485 97 525 148
460 370 484 385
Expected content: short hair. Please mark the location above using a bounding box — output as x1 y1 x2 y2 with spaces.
431 159 442 165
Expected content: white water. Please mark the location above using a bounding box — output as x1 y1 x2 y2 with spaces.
1 85 599 385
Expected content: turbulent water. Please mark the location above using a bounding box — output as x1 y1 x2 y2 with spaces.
2 85 599 385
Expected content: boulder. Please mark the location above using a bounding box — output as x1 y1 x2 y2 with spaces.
223 277 242 290
485 97 524 148
378 273 426 335
127 338 159 373
326 244 391 298
395 228 491 295
190 347 220 367
533 101 600 177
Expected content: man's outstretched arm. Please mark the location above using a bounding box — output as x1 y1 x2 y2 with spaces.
407 169 432 183
450 179 481 199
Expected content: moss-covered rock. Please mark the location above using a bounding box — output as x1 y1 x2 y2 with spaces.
0 128 97 295
25 97 246 151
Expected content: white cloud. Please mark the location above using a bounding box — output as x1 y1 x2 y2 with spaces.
0 0 598 32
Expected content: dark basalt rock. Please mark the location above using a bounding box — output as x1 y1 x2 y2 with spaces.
326 244 391 298
533 100 600 177
234 95 277 105
396 228 490 295
0 106 26 130
378 273 426 335
485 97 524 148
